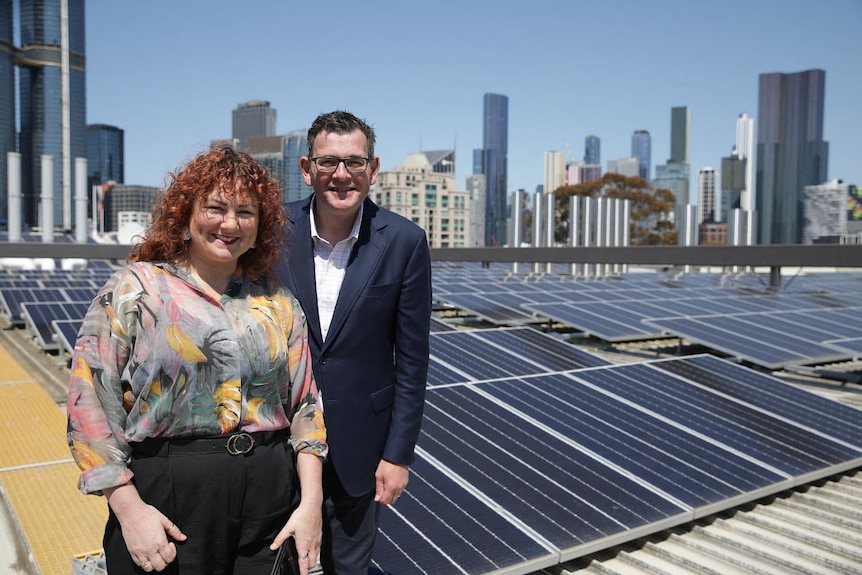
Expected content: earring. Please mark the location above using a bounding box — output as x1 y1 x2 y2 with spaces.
249 242 256 249
182 229 190 241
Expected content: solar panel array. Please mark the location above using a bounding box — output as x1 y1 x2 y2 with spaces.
0 262 115 351
434 269 862 370
372 353 862 575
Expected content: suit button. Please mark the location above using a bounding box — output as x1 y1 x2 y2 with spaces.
320 356 328 365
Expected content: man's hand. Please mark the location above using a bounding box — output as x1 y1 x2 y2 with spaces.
374 460 409 505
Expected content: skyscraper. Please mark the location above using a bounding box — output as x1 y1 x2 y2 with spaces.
482 93 508 246
232 100 276 152
631 130 651 181
86 124 124 189
756 69 828 244
697 167 717 223
15 0 87 230
735 113 754 211
283 129 311 202
543 151 566 196
584 134 600 166
670 106 690 164
0 0 14 225
657 107 691 210
720 149 745 221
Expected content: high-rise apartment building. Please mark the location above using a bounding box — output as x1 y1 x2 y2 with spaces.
631 130 651 181
86 124 124 190
697 167 717 223
607 158 639 178
756 69 828 244
544 151 566 196
670 106 690 164
802 179 848 244
99 182 158 234
584 134 600 165
373 150 469 248
232 100 276 152
6 0 87 231
465 172 486 247
481 93 508 246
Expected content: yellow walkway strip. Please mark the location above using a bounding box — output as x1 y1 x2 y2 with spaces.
0 349 106 575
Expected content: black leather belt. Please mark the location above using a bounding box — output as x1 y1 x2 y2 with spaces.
132 429 289 457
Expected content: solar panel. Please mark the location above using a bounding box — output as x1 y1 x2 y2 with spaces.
435 293 541 324
371 355 862 574
427 328 609 386
645 315 850 369
468 328 609 371
0 287 68 322
372 457 555 575
52 318 82 356
825 337 862 356
522 301 665 342
20 301 91 351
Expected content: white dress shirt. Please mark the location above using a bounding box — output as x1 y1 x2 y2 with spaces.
310 198 363 341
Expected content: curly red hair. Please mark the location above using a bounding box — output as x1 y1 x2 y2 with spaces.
129 146 285 279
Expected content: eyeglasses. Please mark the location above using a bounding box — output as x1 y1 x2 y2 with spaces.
310 156 371 173
200 205 258 226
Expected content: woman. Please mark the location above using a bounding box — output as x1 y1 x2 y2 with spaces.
67 147 327 574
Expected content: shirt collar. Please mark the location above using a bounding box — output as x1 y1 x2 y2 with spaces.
310 195 363 245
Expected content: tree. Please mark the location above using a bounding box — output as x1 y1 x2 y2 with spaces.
551 173 677 246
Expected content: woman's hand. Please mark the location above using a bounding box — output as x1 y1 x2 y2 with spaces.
104 483 188 572
272 499 322 575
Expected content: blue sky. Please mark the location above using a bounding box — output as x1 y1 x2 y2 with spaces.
85 0 861 197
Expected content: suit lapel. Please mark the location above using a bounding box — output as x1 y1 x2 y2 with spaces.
288 201 324 346
321 200 387 353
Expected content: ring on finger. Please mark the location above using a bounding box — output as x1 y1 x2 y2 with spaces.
140 559 151 567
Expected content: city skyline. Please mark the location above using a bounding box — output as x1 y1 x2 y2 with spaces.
79 0 860 198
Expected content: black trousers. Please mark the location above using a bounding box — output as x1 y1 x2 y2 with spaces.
104 437 297 575
320 460 379 575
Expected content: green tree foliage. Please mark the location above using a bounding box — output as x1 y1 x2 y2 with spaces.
551 173 678 246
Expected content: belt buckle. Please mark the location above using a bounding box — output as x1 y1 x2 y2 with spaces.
226 432 255 455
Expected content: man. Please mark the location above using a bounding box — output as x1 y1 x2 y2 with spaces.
276 110 432 574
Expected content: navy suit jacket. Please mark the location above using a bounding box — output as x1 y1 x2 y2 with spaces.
276 196 432 496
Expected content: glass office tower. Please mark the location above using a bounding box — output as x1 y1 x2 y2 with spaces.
17 0 87 230
756 69 828 244
86 124 124 188
631 130 651 181
584 134 600 166
482 93 508 246
283 129 311 202
0 0 14 226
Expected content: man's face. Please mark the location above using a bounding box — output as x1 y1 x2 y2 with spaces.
301 130 379 220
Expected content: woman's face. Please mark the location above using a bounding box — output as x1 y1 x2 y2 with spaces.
187 186 259 273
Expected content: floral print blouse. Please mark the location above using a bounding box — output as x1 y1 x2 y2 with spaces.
67 261 327 495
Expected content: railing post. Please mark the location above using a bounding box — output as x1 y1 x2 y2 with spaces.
769 266 782 292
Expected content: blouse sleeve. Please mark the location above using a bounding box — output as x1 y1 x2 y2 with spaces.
282 291 328 460
66 268 139 495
